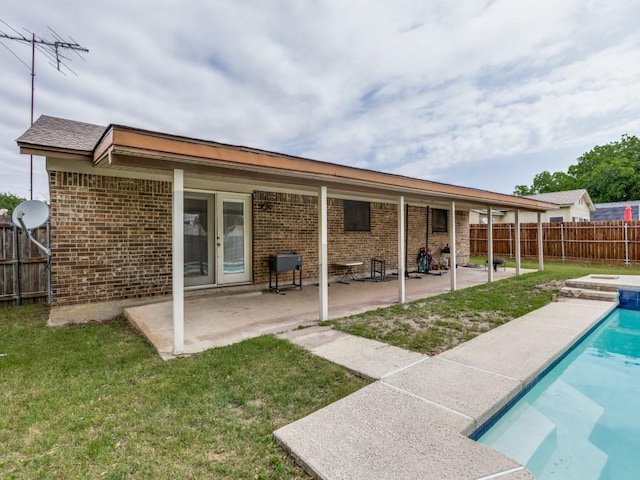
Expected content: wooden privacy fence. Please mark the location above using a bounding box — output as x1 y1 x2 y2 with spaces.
0 217 50 307
470 221 640 265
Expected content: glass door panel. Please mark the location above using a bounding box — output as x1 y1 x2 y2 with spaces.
217 194 251 284
184 195 214 286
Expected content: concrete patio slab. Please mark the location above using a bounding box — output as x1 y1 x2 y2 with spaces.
125 266 526 357
274 382 527 480
278 326 427 379
438 299 615 384
382 357 522 434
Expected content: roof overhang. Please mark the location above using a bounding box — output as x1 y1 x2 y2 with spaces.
88 125 557 212
18 118 558 212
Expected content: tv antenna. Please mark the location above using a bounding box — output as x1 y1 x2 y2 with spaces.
0 19 89 199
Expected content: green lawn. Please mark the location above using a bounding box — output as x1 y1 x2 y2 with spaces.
323 259 640 355
3 260 638 478
0 306 369 479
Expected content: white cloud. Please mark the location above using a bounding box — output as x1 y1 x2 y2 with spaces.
0 0 639 201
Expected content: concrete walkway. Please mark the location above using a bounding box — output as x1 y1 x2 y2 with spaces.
274 298 616 479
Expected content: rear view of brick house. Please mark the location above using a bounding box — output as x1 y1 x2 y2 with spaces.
17 115 554 334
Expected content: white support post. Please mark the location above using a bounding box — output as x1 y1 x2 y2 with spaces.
318 186 329 320
514 209 521 276
537 212 544 271
172 169 184 355
449 201 457 291
398 196 406 304
487 205 494 282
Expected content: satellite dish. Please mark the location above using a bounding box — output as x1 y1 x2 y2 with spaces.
12 200 50 256
13 200 50 230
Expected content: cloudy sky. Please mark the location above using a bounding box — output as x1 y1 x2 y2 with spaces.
1 1 639 201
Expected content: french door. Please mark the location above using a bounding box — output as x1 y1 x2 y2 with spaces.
183 193 251 287
216 194 251 285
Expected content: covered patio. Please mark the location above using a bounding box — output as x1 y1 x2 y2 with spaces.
17 116 556 356
125 265 532 358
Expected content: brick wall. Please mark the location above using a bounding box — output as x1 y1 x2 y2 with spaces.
49 172 172 306
253 191 319 284
253 192 401 283
48 177 470 306
252 192 470 283
425 208 470 268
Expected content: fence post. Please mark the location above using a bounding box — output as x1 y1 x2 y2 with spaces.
13 225 21 305
625 223 630 266
561 224 565 262
508 224 513 258
46 220 52 304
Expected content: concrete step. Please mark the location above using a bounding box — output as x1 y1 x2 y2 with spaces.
560 287 618 302
564 279 620 292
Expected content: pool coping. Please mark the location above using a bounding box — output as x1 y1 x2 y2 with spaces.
274 298 617 479
468 299 619 440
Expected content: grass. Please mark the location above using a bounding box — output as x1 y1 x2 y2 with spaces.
323 259 640 355
3 259 637 477
0 305 369 479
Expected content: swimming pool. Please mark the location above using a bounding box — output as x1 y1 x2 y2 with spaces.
476 301 640 479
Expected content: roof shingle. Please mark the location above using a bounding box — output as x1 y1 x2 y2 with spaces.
16 115 107 153
525 189 591 207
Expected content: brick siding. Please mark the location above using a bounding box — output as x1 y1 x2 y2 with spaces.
49 172 172 306
253 192 470 284
48 176 470 306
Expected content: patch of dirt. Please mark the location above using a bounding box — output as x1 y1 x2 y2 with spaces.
246 398 264 407
338 308 514 355
207 450 231 462
534 280 565 292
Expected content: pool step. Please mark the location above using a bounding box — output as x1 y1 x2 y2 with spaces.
537 380 604 439
560 286 618 302
536 380 608 479
480 402 557 472
538 436 608 479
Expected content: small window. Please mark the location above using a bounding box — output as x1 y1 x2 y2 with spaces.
549 216 564 223
344 200 370 232
432 209 448 233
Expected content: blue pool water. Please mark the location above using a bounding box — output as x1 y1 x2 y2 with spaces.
477 304 640 479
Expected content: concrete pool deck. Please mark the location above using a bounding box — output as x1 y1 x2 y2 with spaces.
275 298 616 479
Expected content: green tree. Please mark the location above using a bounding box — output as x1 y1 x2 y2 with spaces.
0 192 26 215
586 158 640 202
513 171 577 196
513 134 640 202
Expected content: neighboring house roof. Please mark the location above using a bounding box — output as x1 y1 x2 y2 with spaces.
525 189 596 211
469 208 506 216
16 115 107 155
592 201 640 221
17 115 557 213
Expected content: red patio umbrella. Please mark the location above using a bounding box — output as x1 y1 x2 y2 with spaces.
624 205 632 222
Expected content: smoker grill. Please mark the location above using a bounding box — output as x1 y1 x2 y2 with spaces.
268 253 302 293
